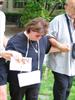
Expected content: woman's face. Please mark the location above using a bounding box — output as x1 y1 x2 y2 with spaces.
28 30 44 41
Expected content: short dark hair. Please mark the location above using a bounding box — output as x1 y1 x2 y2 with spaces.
25 17 49 35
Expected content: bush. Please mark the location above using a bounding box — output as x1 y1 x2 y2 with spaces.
20 1 50 27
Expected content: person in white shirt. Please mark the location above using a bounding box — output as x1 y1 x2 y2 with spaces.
47 0 75 100
0 0 8 100
0 1 23 100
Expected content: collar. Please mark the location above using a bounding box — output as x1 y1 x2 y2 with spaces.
66 13 74 23
24 31 29 39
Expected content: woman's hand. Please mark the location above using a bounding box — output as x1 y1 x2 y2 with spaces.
0 50 23 61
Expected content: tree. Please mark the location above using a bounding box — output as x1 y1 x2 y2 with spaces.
20 1 50 27
18 0 65 27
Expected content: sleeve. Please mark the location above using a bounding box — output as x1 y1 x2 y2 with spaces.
5 39 16 51
45 36 51 54
48 17 59 39
0 11 5 36
0 11 6 50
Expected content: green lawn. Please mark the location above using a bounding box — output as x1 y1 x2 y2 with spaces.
39 66 75 100
7 66 75 100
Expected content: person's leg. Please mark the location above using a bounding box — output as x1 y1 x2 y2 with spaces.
9 83 25 100
26 84 40 100
65 76 73 100
52 71 69 100
0 85 7 100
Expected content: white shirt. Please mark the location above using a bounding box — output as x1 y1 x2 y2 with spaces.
47 14 75 76
0 10 5 50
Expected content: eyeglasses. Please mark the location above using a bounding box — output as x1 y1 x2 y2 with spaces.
0 1 3 5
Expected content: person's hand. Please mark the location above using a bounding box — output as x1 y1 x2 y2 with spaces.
9 50 23 63
0 50 12 60
0 50 23 62
57 43 71 52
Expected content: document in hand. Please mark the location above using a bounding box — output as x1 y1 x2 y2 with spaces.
10 57 32 72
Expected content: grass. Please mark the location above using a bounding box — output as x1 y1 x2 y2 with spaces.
39 66 75 100
39 67 53 100
7 66 75 100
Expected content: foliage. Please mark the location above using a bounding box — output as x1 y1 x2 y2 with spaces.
20 1 50 27
19 0 66 27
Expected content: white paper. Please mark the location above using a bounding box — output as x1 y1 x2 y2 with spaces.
10 57 32 72
18 70 40 87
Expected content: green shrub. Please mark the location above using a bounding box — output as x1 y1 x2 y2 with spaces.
20 1 50 27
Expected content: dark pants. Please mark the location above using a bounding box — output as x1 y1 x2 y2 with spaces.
52 71 73 100
9 83 40 100
0 58 7 85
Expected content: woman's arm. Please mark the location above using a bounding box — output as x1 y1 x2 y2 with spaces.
49 47 61 53
49 38 70 52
